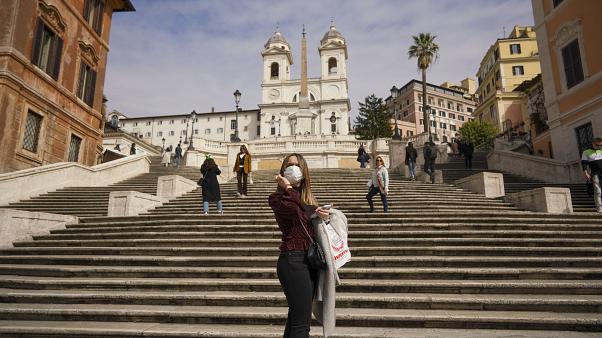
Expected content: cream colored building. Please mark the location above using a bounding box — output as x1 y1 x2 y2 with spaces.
108 109 260 151
386 79 477 143
474 26 541 134
531 0 602 162
258 25 351 137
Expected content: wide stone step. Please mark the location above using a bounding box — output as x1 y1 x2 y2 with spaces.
1 265 601 279
2 289 601 313
0 320 597 338
2 276 601 294
31 230 602 240
2 255 602 268
55 222 602 233
3 246 602 258
0 303 600 331
13 237 602 248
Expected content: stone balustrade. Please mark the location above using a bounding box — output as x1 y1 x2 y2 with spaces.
487 150 583 184
0 154 151 205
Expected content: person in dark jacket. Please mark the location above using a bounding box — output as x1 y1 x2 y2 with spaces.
463 141 475 169
129 142 136 155
357 144 368 168
174 143 183 168
269 153 330 338
404 142 418 180
200 157 222 215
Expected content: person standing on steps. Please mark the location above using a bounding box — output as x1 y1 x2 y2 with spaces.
423 141 437 184
366 155 389 212
200 156 223 215
233 144 252 198
161 145 171 167
174 143 183 168
463 141 475 170
405 142 418 181
357 143 368 168
582 137 602 213
129 142 136 155
269 153 330 338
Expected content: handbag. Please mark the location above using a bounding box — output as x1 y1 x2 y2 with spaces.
197 176 204 186
301 222 326 270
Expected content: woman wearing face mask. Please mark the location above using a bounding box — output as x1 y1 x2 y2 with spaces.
268 153 330 338
366 155 389 212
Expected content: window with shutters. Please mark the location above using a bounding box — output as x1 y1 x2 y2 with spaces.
22 110 43 153
83 0 104 35
77 61 96 107
575 123 592 156
67 134 82 162
31 19 63 80
562 39 584 89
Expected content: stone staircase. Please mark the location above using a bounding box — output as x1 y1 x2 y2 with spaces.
439 152 595 212
0 156 201 217
0 166 601 336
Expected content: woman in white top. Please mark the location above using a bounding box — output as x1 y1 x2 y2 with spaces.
161 146 171 167
366 155 389 212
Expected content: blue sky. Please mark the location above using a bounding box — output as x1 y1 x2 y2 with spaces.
104 0 535 121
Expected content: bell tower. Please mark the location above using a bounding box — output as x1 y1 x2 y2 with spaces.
261 30 293 84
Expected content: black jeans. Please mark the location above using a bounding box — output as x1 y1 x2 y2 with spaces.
237 168 248 195
366 185 388 212
277 251 317 338
465 154 473 169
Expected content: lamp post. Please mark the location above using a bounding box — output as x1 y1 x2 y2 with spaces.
431 108 438 141
183 118 189 145
188 110 196 150
390 86 401 140
233 89 241 142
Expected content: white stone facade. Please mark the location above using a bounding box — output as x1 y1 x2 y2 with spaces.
258 25 351 138
108 109 261 150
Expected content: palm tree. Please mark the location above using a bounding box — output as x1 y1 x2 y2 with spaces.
408 33 439 140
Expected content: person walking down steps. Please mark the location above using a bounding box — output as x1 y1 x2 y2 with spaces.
233 144 252 198
582 137 602 213
405 142 418 180
200 156 223 215
366 155 389 212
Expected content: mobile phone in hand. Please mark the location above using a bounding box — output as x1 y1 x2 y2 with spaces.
322 204 332 210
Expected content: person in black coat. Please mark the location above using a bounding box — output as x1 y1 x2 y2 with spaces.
463 141 475 169
200 157 222 215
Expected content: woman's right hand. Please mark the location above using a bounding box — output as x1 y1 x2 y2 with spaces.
275 174 291 190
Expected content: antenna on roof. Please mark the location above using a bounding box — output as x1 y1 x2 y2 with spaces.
503 26 506 38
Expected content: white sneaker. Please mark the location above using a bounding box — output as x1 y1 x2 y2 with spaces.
203 212 208 215
236 192 242 197
241 194 247 198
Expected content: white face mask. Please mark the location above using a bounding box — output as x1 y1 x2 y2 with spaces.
283 165 304 185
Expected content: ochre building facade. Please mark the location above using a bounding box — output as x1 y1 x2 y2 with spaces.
0 0 134 174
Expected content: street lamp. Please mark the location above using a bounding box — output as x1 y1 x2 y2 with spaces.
188 110 196 150
233 89 241 142
431 107 438 141
390 85 401 140
183 118 189 145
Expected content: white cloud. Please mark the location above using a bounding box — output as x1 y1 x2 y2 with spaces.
104 0 534 122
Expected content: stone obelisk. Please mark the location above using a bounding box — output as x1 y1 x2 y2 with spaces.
296 25 313 135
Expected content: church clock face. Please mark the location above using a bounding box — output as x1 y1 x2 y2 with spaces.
268 89 280 100
329 115 337 123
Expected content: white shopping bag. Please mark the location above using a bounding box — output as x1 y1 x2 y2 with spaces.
324 221 351 269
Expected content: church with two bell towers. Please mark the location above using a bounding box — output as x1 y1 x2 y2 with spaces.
259 24 351 138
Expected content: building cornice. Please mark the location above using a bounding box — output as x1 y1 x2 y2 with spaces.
120 109 261 121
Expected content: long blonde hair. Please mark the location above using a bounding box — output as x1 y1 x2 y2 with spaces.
279 153 318 206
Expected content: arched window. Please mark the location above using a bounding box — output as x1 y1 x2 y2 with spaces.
270 62 279 79
328 57 337 74
310 93 315 101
